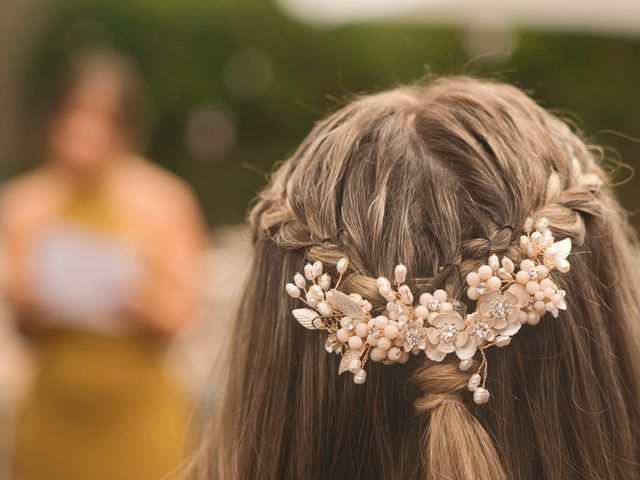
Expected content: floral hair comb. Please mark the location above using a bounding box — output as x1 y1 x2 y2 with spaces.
285 217 571 404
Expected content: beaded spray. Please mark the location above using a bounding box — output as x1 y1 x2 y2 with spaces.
285 217 570 404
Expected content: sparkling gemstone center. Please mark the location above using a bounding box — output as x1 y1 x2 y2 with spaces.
490 300 508 319
440 324 458 342
405 330 422 348
474 323 491 340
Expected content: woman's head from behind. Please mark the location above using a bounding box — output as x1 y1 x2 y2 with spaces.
210 77 640 479
43 49 147 177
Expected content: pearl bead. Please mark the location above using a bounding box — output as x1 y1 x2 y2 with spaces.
523 217 534 233
467 287 479 301
340 316 354 329
540 278 555 290
383 324 399 340
545 246 558 260
375 316 389 329
319 273 331 290
520 235 530 248
414 305 429 319
526 244 537 257
286 283 301 298
379 285 391 297
337 328 351 343
537 217 549 230
526 281 540 294
527 311 540 325
312 261 323 277
520 259 535 272
349 293 363 305
304 264 315 280
534 290 545 301
556 258 570 273
433 289 448 302
487 276 502 291
473 387 490 405
317 302 332 316
439 302 453 313
534 300 546 314
531 231 542 244
515 271 529 285
367 334 378 346
348 335 363 350
398 285 413 302
310 285 324 298
459 359 473 371
545 302 555 312
377 276 391 288
466 272 480 287
370 347 387 362
488 254 500 270
537 265 549 277
377 337 392 351
362 300 372 312
337 257 349 274
394 264 407 283
355 323 369 338
294 273 306 289
518 311 528 324
387 347 402 361
306 296 319 307
353 368 367 384
478 265 493 281
551 293 563 305
467 373 481 391
419 293 433 306
483 389 491 404
501 256 515 273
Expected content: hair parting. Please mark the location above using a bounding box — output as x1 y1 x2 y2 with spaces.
200 76 640 480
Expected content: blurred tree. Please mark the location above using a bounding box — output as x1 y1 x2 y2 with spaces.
8 0 640 226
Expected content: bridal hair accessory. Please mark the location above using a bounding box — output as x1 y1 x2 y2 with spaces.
285 217 571 404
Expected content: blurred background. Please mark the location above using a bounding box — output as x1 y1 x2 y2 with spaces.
0 0 639 478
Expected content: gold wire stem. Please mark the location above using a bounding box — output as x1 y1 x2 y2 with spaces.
478 347 489 388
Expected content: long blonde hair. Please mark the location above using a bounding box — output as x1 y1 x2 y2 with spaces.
204 77 640 479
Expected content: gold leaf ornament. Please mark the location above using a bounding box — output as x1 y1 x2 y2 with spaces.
326 289 366 319
293 308 321 330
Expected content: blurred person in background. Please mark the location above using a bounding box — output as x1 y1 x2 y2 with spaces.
0 49 206 480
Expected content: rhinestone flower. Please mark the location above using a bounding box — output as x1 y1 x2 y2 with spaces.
426 313 477 361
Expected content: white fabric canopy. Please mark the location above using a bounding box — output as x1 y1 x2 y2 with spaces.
277 0 640 37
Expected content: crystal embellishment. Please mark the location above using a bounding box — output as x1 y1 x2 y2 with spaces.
489 300 507 319
473 323 492 340
440 324 458 342
405 330 422 349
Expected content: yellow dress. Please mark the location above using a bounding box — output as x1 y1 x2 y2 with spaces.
14 189 191 480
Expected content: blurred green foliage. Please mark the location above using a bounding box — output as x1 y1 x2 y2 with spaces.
17 0 640 225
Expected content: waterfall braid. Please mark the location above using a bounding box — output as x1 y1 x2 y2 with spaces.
204 77 640 480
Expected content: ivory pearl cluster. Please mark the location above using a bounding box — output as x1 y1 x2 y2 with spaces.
285 217 572 404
